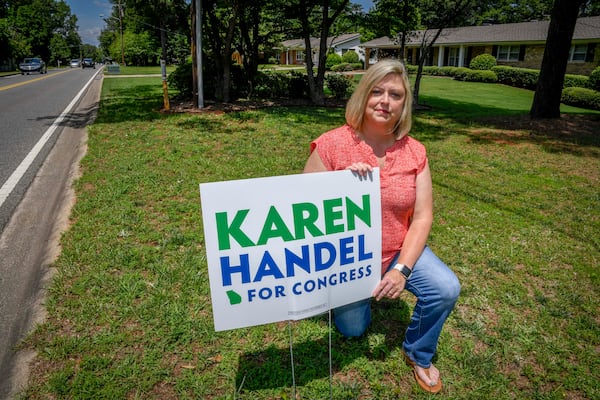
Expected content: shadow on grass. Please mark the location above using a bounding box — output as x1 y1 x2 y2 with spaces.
415 97 600 156
89 78 599 157
95 84 166 124
235 299 411 392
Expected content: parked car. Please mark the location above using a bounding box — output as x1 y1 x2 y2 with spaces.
18 57 47 74
81 58 95 69
70 59 81 68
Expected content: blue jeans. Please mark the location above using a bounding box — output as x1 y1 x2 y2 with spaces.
333 246 460 368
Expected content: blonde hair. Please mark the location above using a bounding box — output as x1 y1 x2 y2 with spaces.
345 59 413 138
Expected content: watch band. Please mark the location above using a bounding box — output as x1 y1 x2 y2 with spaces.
393 264 412 280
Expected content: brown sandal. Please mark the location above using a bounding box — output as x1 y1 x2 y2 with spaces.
402 351 443 394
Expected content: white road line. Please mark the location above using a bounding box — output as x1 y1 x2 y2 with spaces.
0 69 103 208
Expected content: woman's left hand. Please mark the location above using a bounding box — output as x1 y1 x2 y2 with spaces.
372 269 406 301
346 162 373 177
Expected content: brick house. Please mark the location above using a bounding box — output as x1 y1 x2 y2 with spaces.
361 16 600 75
276 33 362 66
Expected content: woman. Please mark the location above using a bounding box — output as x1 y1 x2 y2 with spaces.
303 59 460 393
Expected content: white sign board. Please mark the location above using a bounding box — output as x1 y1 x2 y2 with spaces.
200 169 382 331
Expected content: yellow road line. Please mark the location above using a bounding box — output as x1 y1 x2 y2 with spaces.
0 69 72 92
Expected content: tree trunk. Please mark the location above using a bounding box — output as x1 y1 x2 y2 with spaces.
300 0 325 106
413 28 442 106
191 0 198 107
530 0 584 119
221 2 240 103
160 23 170 110
239 5 261 97
299 0 348 106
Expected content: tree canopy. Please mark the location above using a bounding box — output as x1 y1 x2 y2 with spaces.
1 0 81 65
1 0 598 111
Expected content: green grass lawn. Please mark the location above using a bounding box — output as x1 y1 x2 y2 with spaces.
19 76 599 399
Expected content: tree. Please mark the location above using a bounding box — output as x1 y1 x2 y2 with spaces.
530 0 585 119
581 0 600 16
475 0 554 24
100 0 188 66
411 0 476 105
331 2 370 39
237 0 286 97
203 0 241 102
118 30 158 65
367 0 418 42
294 0 350 105
0 0 80 67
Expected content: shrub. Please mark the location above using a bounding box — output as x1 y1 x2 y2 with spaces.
422 66 439 75
561 87 600 110
463 69 498 83
492 66 539 89
288 70 309 98
405 64 418 75
341 51 359 64
589 66 600 91
227 64 249 99
452 67 472 81
167 58 247 101
326 53 342 70
252 70 290 98
469 54 497 70
331 63 355 72
563 74 590 89
437 66 459 76
325 73 352 99
167 58 193 97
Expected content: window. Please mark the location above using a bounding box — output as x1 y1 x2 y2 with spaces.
448 48 460 67
569 44 587 62
497 45 520 62
296 51 304 61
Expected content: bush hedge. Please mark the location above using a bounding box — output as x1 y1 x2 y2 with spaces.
167 59 194 96
167 58 245 100
589 66 600 91
252 70 310 99
491 66 539 89
326 53 342 70
469 54 497 70
331 62 362 72
462 69 498 83
342 51 360 64
563 74 590 89
451 67 472 81
325 73 353 99
561 87 600 110
169 57 599 109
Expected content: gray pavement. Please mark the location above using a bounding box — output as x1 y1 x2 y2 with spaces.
0 73 102 399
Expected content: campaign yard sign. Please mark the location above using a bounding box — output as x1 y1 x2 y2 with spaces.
199 169 382 332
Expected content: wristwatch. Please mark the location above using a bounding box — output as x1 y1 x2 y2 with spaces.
393 264 412 280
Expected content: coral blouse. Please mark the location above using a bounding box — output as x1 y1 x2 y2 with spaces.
310 124 428 274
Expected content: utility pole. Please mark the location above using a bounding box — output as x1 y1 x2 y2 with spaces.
118 0 125 65
195 0 204 108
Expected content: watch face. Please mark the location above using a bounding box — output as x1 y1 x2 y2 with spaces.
401 266 411 279
395 264 411 279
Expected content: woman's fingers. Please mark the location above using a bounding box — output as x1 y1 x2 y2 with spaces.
346 162 372 176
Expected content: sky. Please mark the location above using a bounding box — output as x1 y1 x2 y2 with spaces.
65 0 112 46
65 0 375 47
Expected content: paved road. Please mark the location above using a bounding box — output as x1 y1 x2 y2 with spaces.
0 67 103 399
0 67 99 231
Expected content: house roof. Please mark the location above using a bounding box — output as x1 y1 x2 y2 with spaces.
280 33 360 50
361 16 600 48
